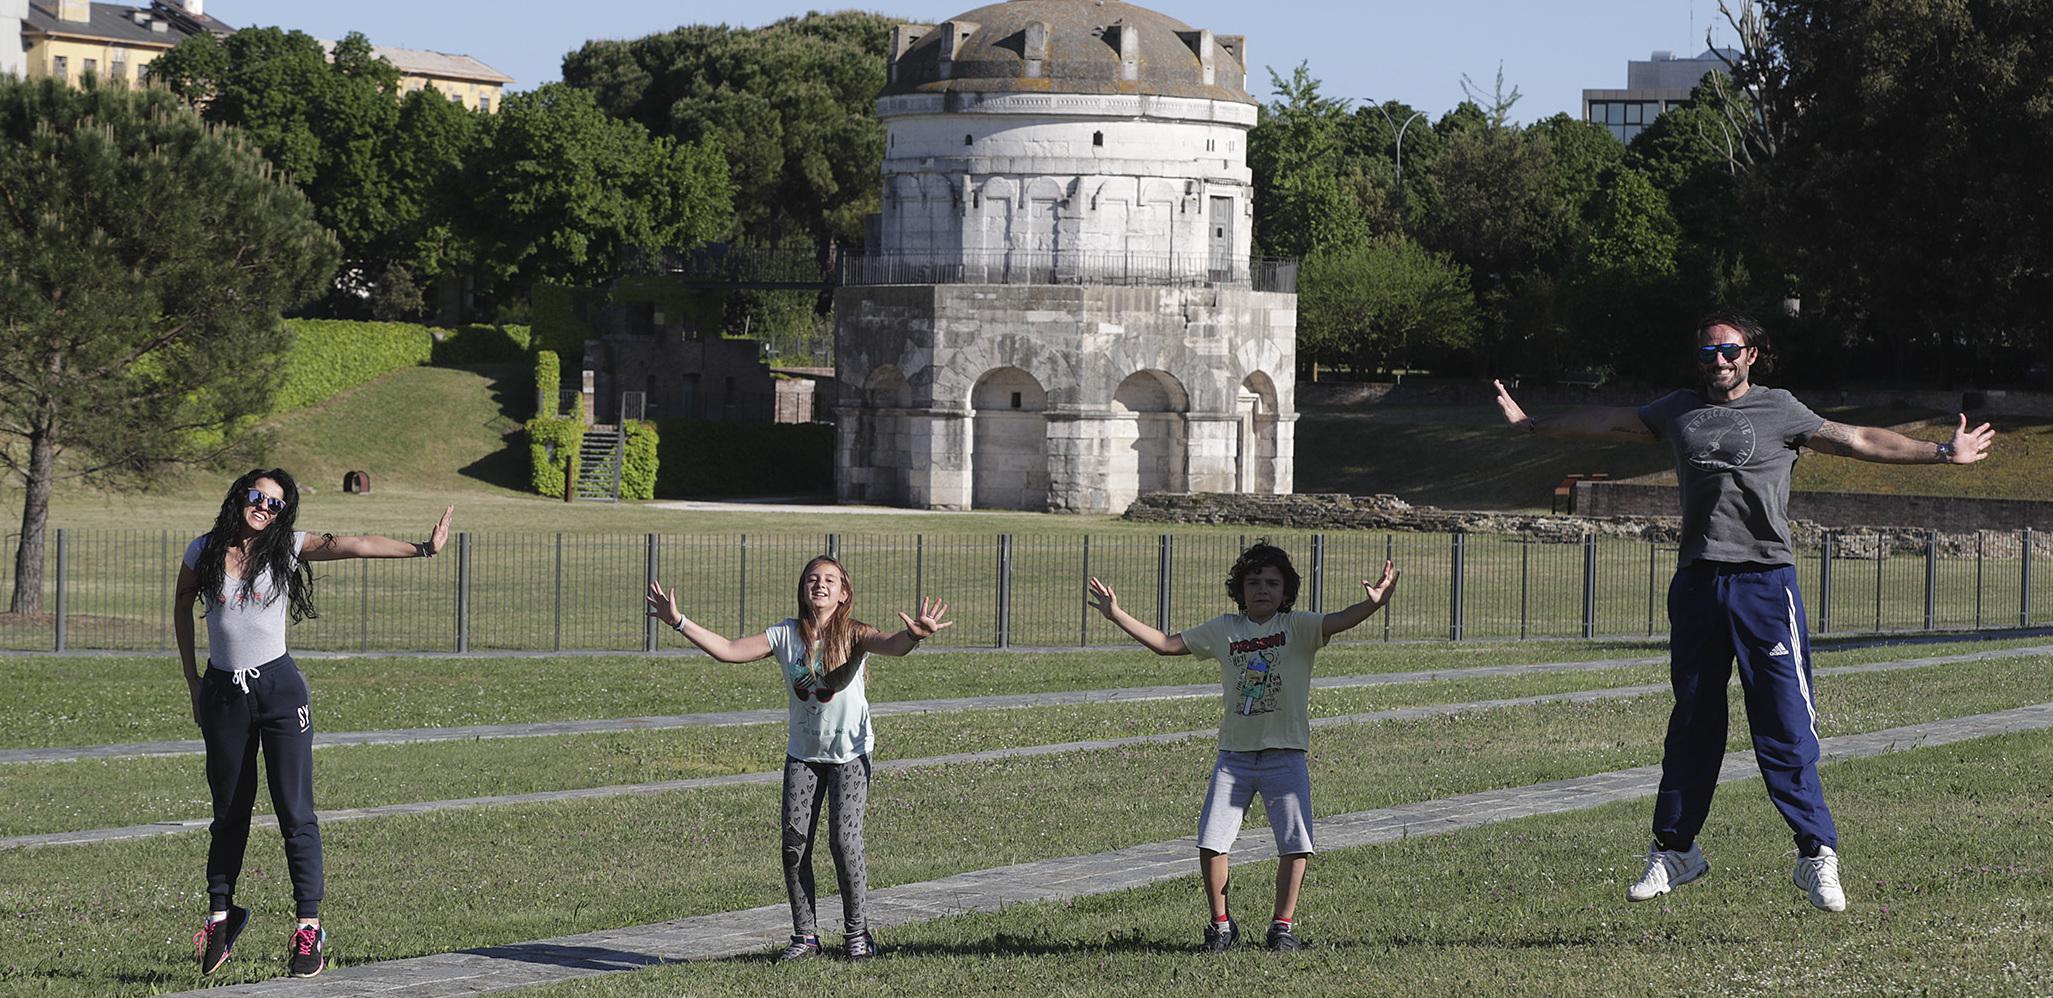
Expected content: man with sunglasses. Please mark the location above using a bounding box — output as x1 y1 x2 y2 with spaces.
1491 311 1995 913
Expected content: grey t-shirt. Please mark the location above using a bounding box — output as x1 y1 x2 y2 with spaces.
1638 387 1824 567
183 531 307 671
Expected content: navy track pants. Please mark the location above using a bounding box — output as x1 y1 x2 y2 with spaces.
1653 562 1838 855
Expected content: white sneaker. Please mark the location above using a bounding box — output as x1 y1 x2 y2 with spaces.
1626 840 1709 901
1794 846 1848 912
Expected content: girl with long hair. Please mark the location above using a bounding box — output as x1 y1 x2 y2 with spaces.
176 468 453 979
645 555 951 961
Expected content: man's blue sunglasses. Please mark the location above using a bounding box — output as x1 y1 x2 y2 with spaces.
1695 343 1749 364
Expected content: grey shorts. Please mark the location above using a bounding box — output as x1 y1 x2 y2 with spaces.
1196 748 1315 855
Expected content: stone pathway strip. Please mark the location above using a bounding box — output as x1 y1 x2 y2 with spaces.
8 649 2033 851
11 642 2049 766
161 701 2053 997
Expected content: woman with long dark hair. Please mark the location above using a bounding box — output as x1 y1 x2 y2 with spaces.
176 468 452 979
645 555 951 961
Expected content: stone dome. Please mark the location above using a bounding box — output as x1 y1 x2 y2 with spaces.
882 0 1252 103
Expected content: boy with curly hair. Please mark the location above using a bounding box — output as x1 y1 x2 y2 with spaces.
1089 540 1398 952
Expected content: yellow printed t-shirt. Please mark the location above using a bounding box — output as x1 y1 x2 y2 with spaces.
1179 610 1328 752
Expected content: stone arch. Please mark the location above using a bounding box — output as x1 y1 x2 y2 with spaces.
968 366 1049 510
1236 370 1279 494
1108 369 1189 511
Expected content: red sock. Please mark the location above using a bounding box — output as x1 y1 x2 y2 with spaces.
1272 917 1291 925
1213 914 1232 924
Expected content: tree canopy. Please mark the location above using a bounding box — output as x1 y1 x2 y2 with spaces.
0 77 338 612
561 12 893 250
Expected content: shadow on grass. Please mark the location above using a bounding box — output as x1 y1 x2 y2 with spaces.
454 364 538 493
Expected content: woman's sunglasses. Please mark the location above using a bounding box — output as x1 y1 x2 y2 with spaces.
1695 343 1749 364
244 489 288 514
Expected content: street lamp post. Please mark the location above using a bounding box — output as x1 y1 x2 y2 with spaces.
1364 100 1427 197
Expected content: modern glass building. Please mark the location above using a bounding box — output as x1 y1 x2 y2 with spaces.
1582 47 1738 143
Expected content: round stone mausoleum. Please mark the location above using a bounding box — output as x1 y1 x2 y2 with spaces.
836 0 1297 512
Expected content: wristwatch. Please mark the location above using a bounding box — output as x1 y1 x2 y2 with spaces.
1935 441 1955 463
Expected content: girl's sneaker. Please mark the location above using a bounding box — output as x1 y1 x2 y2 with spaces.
1202 917 1240 952
288 924 327 978
194 906 250 975
777 934 822 962
844 930 879 960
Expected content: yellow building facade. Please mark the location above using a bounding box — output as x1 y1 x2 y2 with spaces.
379 46 513 112
18 0 223 84
12 1 513 113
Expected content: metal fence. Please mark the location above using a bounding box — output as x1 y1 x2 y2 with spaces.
0 527 2042 654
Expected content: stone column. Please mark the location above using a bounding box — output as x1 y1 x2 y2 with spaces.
1184 411 1241 493
908 408 972 510
1272 413 1298 494
833 405 870 503
1045 407 1119 513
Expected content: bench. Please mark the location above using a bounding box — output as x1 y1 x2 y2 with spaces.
1551 473 1608 514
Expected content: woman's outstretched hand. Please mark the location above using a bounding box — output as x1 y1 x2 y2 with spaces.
898 596 954 639
427 506 455 555
644 580 684 629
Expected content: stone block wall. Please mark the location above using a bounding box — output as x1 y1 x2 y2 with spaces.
834 282 1295 511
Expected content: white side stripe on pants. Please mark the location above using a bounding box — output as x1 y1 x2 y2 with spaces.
1786 587 1820 741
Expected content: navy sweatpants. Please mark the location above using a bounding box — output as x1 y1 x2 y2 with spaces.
1653 562 1838 855
198 654 324 918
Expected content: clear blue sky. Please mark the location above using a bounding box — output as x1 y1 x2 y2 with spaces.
206 0 1737 123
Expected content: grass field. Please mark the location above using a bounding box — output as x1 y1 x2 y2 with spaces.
1 636 2047 995
531 730 2053 996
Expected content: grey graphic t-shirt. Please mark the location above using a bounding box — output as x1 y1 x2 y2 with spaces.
1638 387 1824 567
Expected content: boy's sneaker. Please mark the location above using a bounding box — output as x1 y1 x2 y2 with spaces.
844 930 878 960
193 906 250 975
1794 846 1848 912
1264 920 1303 953
1201 917 1239 953
287 924 327 978
1626 840 1708 901
777 934 822 962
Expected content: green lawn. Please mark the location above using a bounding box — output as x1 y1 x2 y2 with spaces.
536 728 2053 996
2 664 1673 837
2 635 2039 750
0 640 1679 749
1 654 2047 995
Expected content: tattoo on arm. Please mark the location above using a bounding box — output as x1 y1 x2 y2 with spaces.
1809 421 1856 454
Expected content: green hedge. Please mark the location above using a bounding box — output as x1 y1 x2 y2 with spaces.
653 419 832 498
534 350 561 419
526 416 585 498
622 420 659 501
275 319 435 411
431 323 532 364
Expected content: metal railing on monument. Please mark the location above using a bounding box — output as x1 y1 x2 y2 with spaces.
836 251 1300 294
2 526 2041 655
